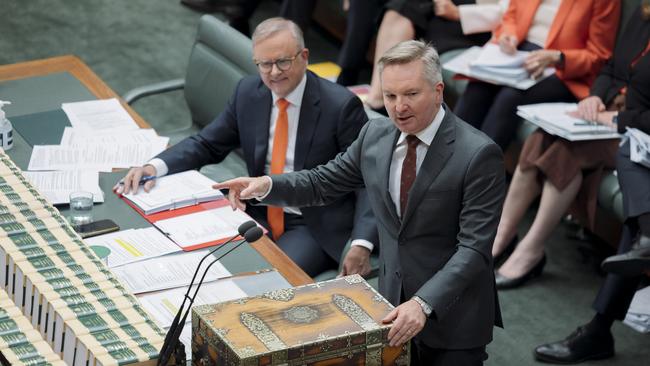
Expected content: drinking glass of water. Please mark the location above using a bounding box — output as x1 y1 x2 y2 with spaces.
69 191 94 229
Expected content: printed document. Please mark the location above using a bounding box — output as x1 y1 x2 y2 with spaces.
110 249 231 294
122 170 223 214
83 227 181 268
27 141 167 171
154 206 253 249
443 46 555 90
23 170 103 204
60 126 166 146
61 98 140 132
517 103 620 141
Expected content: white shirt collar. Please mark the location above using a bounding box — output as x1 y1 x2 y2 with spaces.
396 105 446 147
272 73 307 107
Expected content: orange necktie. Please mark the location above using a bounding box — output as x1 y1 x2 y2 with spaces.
267 98 290 240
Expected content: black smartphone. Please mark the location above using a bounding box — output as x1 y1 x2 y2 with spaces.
75 219 120 238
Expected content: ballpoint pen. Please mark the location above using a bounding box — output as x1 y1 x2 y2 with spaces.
118 175 157 185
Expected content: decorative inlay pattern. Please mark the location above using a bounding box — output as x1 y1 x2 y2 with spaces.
239 312 286 352
283 305 319 324
262 288 295 302
332 294 379 331
344 274 365 285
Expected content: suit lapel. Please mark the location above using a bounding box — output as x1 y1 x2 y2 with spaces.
253 81 272 176
377 126 401 226
294 72 320 171
400 111 456 229
545 0 574 47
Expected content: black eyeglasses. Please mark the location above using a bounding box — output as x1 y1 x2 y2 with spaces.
255 50 302 73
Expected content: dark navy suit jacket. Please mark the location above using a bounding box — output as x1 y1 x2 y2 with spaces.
157 70 377 261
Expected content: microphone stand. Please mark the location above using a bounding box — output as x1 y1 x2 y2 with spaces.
158 226 263 365
157 221 256 365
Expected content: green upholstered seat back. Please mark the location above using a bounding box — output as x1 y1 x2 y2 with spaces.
184 15 258 129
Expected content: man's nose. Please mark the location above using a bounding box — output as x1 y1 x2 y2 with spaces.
270 63 283 76
395 97 409 112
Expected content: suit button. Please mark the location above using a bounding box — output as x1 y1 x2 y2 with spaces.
395 271 401 278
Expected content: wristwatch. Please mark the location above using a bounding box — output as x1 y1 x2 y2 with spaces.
612 114 618 126
412 296 433 317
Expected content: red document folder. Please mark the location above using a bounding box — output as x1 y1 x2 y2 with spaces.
119 195 266 251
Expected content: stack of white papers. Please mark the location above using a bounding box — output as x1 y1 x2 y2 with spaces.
122 170 224 214
470 44 530 81
83 227 182 268
517 103 620 141
627 128 650 168
27 100 169 173
624 286 650 333
443 45 555 90
154 206 254 250
110 249 231 294
23 170 103 204
61 98 140 132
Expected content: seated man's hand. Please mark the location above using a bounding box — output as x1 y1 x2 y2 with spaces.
339 246 371 277
382 299 427 347
114 165 157 195
213 176 271 211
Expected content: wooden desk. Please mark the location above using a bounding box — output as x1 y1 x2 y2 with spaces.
0 55 312 287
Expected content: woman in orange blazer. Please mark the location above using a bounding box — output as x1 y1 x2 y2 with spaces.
454 0 620 151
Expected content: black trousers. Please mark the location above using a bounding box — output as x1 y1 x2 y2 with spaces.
454 42 576 151
247 206 337 277
592 141 649 318
411 341 488 366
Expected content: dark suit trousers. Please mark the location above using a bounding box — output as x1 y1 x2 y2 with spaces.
246 206 337 277
411 341 488 366
592 223 642 319
454 42 576 151
592 142 648 319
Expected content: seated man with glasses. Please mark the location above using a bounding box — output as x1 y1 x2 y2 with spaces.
117 17 377 278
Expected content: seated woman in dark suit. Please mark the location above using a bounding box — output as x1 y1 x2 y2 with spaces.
532 6 650 363
491 3 648 290
454 0 620 151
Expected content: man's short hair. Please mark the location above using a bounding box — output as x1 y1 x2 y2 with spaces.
378 40 442 86
252 17 305 51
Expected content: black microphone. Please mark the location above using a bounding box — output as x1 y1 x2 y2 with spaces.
158 220 256 363
158 226 264 365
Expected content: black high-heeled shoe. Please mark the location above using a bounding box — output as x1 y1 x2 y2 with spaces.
493 235 518 264
495 254 546 290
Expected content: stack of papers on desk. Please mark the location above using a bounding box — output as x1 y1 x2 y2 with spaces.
23 170 104 204
83 227 181 268
122 170 223 214
517 103 620 141
443 45 555 90
61 98 140 132
627 128 650 168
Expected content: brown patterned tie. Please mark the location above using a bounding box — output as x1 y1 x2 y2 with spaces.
400 135 420 217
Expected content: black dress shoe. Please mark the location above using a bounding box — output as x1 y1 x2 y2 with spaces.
495 254 546 289
493 235 518 264
601 235 650 276
534 325 614 364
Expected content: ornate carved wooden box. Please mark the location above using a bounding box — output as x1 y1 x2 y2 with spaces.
191 275 409 365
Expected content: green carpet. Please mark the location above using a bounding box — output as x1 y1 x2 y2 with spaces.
1 1 647 364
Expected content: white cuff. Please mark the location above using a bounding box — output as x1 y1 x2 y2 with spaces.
256 176 274 200
147 158 168 177
351 239 374 252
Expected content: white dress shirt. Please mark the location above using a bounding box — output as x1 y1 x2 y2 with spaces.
351 106 445 253
526 0 561 48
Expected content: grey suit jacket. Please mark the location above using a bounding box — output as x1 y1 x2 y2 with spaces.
264 108 505 349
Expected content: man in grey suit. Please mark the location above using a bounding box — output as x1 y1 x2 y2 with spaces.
215 40 505 365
